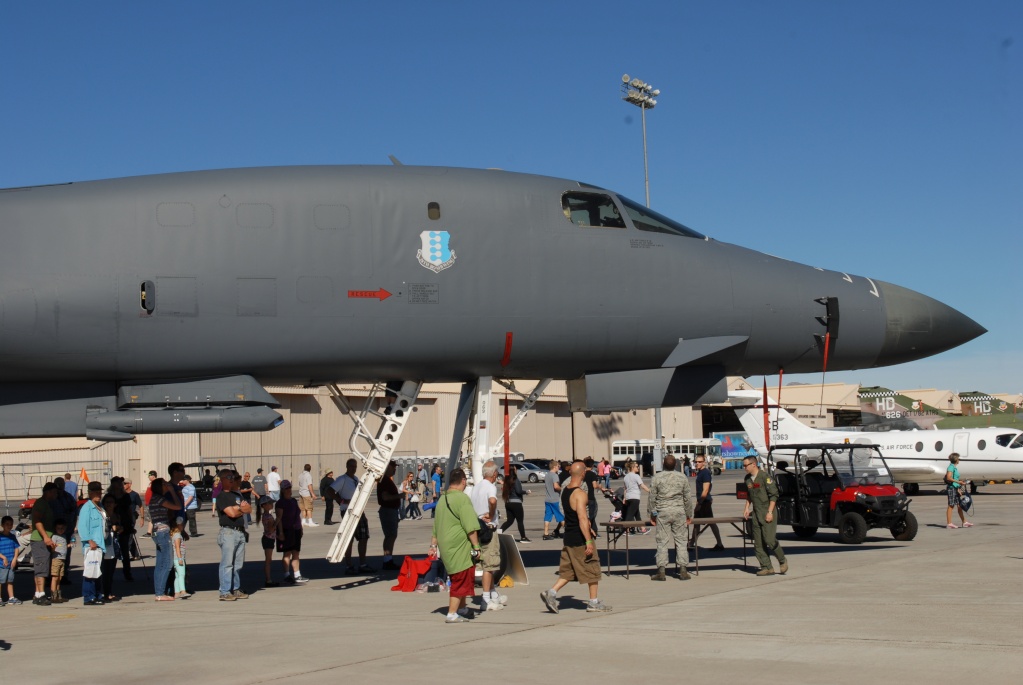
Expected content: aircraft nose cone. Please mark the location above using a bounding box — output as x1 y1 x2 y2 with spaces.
876 281 986 366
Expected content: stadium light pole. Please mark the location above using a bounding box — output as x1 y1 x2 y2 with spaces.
621 74 664 470
620 74 660 207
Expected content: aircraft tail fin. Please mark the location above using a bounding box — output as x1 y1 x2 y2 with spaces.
729 389 830 451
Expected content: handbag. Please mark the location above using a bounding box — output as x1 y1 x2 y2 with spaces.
83 547 102 579
411 493 421 503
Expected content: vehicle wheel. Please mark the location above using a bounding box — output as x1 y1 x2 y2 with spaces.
891 511 918 541
837 511 868 544
903 483 919 496
792 525 817 539
713 468 722 476
528 474 538 483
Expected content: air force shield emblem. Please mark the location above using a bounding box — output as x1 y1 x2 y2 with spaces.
417 230 456 272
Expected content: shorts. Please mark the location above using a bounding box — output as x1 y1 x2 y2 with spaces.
947 486 962 508
557 544 601 585
544 502 564 523
0 566 14 584
261 535 276 551
448 567 475 598
277 528 303 553
694 499 715 518
479 535 501 573
299 496 314 516
342 510 370 541
31 540 53 578
379 507 399 539
50 557 66 578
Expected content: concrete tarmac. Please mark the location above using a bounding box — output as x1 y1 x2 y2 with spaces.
3 475 1021 684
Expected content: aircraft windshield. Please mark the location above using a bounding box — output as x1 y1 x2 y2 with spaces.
1011 434 1023 449
829 447 894 486
617 195 706 239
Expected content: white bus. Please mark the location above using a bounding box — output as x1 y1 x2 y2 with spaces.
611 438 723 474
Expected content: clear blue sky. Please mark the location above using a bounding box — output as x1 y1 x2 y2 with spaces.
2 2 1020 394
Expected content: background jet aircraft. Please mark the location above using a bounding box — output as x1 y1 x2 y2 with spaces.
731 390 1022 493
0 165 984 440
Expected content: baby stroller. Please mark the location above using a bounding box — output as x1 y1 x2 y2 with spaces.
604 488 628 545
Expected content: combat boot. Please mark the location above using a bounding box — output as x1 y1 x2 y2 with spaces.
756 567 775 576
778 561 788 575
678 568 691 580
651 567 666 581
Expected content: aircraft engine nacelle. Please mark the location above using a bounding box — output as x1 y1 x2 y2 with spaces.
84 405 283 442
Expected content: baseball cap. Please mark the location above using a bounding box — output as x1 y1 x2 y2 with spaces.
256 468 263 473
259 495 273 506
271 465 278 471
280 480 292 489
148 470 157 477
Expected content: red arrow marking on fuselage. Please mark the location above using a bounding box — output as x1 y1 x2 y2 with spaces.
347 289 392 301
501 332 513 367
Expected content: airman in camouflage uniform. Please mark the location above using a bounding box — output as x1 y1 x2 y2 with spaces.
742 457 788 576
647 454 695 580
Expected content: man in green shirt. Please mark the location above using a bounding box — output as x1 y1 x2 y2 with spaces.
742 457 788 576
430 468 481 623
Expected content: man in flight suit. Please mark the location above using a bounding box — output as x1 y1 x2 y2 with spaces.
742 457 788 576
647 454 695 581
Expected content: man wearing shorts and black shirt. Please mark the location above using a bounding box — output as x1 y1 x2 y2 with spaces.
541 461 611 614
692 456 724 550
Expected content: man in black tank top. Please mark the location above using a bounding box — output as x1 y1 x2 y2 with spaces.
540 461 612 614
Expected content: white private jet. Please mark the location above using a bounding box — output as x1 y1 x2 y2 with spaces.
730 390 1023 494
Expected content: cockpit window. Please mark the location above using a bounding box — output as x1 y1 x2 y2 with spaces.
1010 434 1023 449
617 194 706 239
562 192 626 229
996 433 1016 447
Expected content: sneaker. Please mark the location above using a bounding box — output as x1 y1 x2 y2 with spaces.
6 597 23 605
482 598 505 612
293 575 309 584
32 596 51 606
947 523 959 529
265 580 280 588
756 568 775 576
306 521 319 527
445 614 469 623
542 535 553 541
284 574 295 584
219 594 237 601
357 564 375 573
456 606 473 617
324 520 336 525
541 590 560 614
344 565 357 575
586 599 612 613
490 593 508 606
381 559 401 570
518 538 531 544
142 532 152 538
231 590 249 599
963 522 974 528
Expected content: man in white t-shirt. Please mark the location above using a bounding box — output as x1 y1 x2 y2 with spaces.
329 458 371 573
470 460 505 611
267 466 282 501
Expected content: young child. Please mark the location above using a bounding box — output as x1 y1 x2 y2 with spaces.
0 516 21 605
170 521 190 598
49 519 69 603
260 497 278 587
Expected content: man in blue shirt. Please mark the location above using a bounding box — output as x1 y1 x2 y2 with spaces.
430 465 443 519
692 456 724 550
182 475 200 536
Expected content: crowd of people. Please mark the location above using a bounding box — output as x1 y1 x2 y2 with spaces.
0 458 450 607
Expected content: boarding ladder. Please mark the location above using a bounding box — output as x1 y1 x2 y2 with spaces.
325 380 422 563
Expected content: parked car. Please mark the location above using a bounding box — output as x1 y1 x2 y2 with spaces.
512 462 548 483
